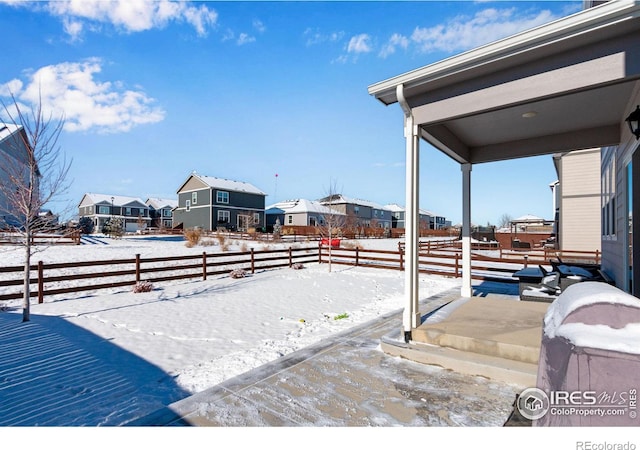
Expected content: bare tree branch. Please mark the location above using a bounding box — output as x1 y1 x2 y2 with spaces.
0 91 72 321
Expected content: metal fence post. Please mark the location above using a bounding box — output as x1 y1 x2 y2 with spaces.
251 248 255 274
288 247 292 267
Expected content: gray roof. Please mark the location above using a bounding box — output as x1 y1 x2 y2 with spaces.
195 174 266 196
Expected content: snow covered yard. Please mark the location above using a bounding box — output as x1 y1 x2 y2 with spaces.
0 235 462 425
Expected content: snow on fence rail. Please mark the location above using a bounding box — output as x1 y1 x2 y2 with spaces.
0 246 318 303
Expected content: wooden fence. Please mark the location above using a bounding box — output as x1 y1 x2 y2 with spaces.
0 230 81 246
320 242 601 282
0 246 318 303
0 239 602 305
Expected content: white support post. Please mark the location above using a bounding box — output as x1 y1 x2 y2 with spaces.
397 84 421 342
403 116 421 342
461 163 473 298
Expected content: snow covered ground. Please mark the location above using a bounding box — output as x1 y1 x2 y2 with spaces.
0 235 463 426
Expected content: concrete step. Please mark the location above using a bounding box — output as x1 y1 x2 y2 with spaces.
381 337 538 388
412 297 548 365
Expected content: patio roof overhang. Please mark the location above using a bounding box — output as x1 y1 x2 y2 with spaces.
368 0 640 164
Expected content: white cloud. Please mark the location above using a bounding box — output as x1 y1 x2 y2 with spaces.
1 58 165 134
304 28 345 46
347 34 372 54
45 0 218 38
253 19 266 33
379 33 409 58
410 7 559 54
237 33 256 46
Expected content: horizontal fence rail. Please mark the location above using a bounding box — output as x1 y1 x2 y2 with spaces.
320 241 600 282
0 239 601 305
0 246 318 303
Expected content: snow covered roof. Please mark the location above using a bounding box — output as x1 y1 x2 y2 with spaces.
383 203 439 217
194 174 266 196
146 197 178 209
0 123 22 142
81 193 147 207
266 199 344 215
320 194 389 210
512 214 545 223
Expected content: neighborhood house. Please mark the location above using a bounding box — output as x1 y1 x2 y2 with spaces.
78 193 151 233
173 172 267 232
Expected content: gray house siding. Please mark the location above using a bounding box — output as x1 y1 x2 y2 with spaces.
175 174 266 231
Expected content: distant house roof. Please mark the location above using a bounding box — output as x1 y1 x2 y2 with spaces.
319 194 388 210
512 214 545 223
0 123 33 168
146 197 178 210
266 199 344 216
183 173 266 196
80 193 147 208
384 203 440 218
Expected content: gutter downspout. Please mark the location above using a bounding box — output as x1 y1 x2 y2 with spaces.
397 84 421 343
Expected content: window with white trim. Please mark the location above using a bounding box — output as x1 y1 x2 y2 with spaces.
192 192 198 204
253 213 260 224
602 154 616 238
98 206 109 215
186 200 191 212
218 210 230 223
217 191 229 204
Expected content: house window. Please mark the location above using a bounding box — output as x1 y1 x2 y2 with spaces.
309 217 317 226
354 206 360 214
218 210 230 223
217 191 229 204
98 206 109 215
192 192 198 205
288 215 293 224
186 200 191 212
602 154 616 238
125 207 132 216
253 213 260 224
163 209 172 217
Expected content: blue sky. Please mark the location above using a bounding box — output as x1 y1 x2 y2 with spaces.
0 0 582 225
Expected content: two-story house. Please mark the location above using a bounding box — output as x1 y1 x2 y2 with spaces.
146 197 177 229
318 194 392 230
384 203 448 230
78 193 151 233
173 173 266 232
0 123 34 229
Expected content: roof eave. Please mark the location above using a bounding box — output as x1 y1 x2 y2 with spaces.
367 0 640 105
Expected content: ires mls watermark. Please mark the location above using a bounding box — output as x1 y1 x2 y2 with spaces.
517 387 637 421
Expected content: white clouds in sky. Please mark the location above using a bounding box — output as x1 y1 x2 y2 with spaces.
379 7 561 58
320 5 565 64
45 0 218 39
1 59 165 134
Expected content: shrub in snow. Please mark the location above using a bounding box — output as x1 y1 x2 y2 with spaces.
291 263 304 270
184 228 202 248
230 269 247 279
133 281 154 293
77 216 95 234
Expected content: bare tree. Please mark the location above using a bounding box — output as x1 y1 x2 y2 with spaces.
498 213 513 229
0 94 71 322
319 178 345 273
